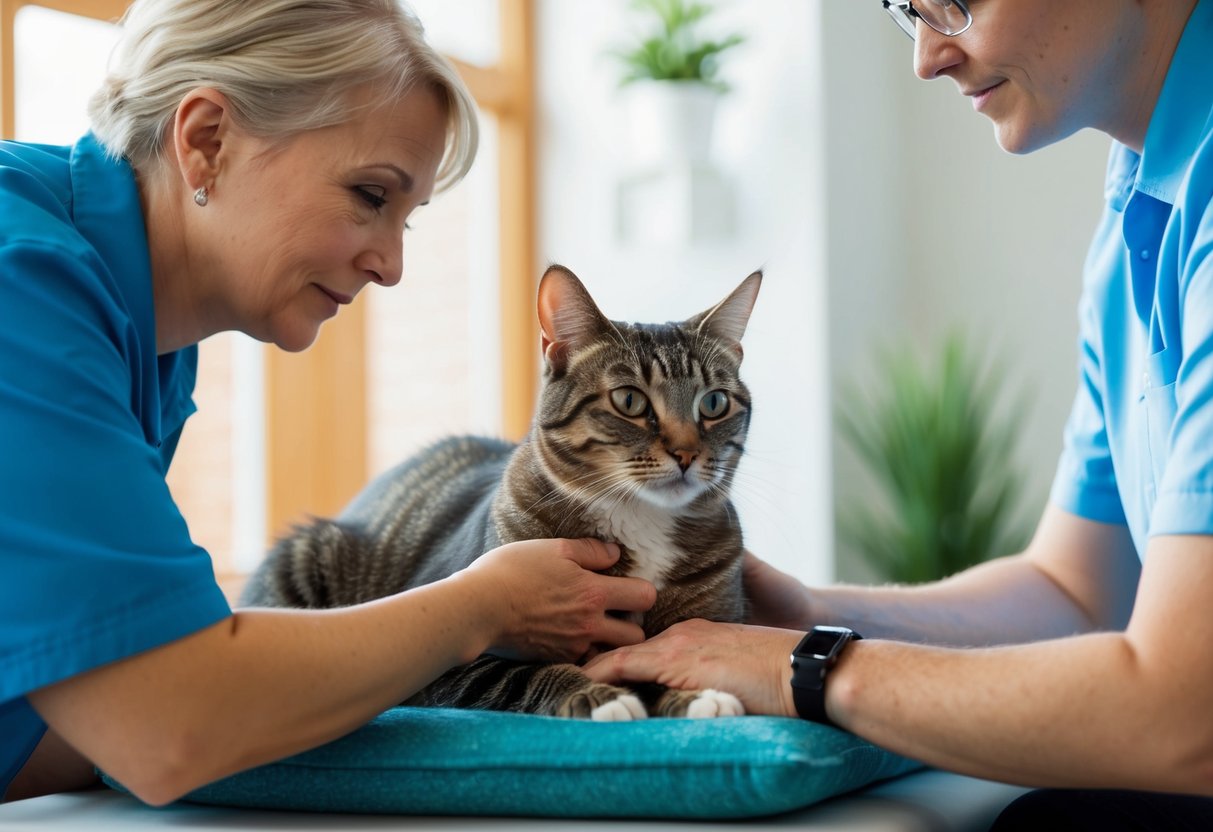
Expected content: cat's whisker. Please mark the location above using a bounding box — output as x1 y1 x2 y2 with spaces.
705 477 795 546
713 483 785 525
729 445 801 469
586 478 641 516
577 474 639 514
719 467 789 501
538 467 632 504
523 469 636 520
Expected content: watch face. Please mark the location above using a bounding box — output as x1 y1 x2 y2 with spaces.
800 630 844 660
794 627 855 662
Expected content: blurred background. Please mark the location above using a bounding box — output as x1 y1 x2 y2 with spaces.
2 0 1108 598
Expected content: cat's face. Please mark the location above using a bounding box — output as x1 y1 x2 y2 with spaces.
534 266 761 511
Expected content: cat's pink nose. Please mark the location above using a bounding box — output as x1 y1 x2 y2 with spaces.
669 449 697 473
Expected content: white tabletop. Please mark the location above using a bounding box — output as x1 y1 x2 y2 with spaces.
0 769 1029 831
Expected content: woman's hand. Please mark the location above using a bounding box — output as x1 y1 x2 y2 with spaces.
583 618 803 717
463 538 656 663
743 550 815 629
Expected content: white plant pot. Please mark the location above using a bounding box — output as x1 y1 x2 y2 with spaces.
623 80 721 167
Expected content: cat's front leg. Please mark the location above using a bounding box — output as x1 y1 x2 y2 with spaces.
557 679 647 721
407 656 649 721
527 663 647 721
649 687 745 719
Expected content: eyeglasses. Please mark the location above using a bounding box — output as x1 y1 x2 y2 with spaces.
882 0 973 40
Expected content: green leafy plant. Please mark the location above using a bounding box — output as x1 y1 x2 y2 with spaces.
612 0 744 91
836 335 1031 584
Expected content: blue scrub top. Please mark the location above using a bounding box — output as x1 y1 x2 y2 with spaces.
0 134 232 795
1051 0 1213 557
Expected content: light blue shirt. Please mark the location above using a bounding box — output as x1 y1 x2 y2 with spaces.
0 134 231 796
1051 0 1213 558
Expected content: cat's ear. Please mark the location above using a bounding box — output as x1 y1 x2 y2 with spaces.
537 264 614 372
687 270 763 357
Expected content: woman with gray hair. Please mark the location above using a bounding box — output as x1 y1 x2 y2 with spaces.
0 0 654 806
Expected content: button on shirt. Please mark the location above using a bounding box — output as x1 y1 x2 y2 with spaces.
0 134 232 795
1050 0 1213 558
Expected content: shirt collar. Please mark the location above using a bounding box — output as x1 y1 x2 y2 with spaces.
67 132 195 448
1106 0 1213 210
68 133 154 335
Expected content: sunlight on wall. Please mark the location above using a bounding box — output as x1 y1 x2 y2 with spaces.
407 0 499 67
14 6 116 144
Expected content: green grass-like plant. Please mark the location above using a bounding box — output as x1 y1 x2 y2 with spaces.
612 0 744 91
836 335 1031 584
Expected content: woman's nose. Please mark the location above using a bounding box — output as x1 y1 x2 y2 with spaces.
358 240 403 288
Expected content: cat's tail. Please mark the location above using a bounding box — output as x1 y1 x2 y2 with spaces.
238 517 357 609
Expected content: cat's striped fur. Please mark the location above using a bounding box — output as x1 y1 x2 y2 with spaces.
241 265 762 720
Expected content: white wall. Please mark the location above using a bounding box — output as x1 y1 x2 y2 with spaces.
536 0 833 584
820 3 1108 581
535 2 1108 585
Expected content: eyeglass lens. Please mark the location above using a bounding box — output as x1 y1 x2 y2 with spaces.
883 0 970 39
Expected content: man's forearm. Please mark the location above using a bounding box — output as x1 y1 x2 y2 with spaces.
807 554 1096 646
829 630 1213 795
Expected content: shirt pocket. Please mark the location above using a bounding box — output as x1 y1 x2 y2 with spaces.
1143 348 1178 491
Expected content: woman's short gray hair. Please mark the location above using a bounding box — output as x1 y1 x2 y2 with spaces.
88 0 478 192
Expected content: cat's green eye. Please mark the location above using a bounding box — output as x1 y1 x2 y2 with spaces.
699 390 729 419
610 387 649 417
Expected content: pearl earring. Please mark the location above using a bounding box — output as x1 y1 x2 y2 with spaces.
193 186 209 207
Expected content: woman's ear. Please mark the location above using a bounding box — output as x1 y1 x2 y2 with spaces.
171 88 231 194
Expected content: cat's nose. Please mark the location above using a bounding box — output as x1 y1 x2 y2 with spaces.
669 449 697 473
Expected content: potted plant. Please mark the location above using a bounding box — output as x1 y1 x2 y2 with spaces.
612 0 744 165
835 335 1032 584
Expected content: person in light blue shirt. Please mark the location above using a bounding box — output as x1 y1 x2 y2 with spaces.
589 0 1213 826
0 0 655 806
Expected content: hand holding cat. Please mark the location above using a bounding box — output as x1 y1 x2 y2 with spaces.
583 619 803 717
465 538 658 663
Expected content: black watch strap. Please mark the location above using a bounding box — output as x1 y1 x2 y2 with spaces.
789 626 862 726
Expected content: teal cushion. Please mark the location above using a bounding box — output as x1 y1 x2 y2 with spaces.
120 707 921 818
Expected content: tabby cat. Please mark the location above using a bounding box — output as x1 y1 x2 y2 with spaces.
241 264 762 720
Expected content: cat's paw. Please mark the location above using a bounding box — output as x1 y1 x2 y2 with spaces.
590 694 647 722
559 683 648 721
684 689 746 719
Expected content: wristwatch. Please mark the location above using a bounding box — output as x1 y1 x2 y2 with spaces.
789 626 862 726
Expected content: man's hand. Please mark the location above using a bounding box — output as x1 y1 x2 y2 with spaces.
583 618 803 717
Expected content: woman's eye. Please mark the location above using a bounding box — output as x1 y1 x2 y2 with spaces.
610 387 649 417
699 390 729 419
355 186 387 211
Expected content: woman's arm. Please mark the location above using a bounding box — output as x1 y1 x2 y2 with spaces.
3 728 98 802
25 538 655 807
